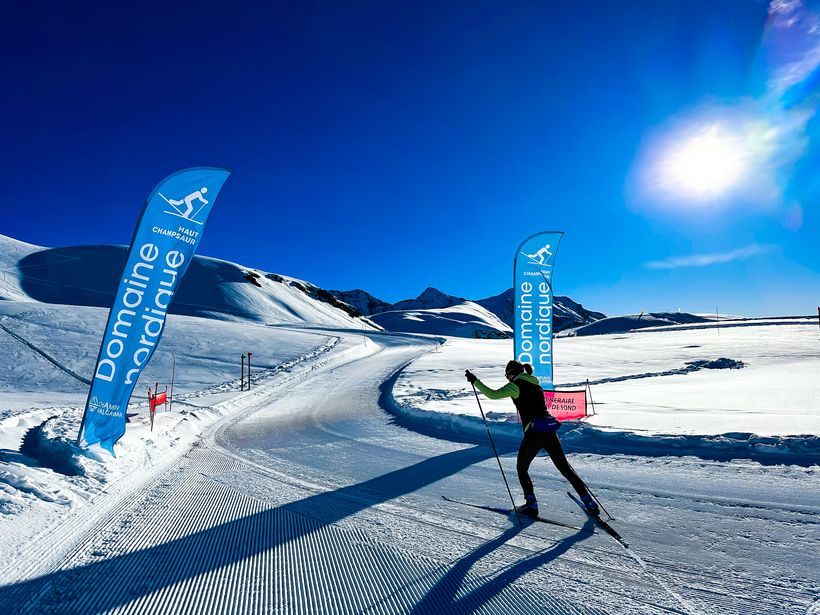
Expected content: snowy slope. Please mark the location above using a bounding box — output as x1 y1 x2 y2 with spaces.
3 234 375 329
370 301 513 339
568 312 711 336
0 235 39 300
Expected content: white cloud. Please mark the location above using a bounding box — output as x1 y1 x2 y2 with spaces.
645 244 776 270
767 0 820 97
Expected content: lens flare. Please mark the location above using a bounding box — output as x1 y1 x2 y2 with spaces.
658 124 747 199
629 1 818 217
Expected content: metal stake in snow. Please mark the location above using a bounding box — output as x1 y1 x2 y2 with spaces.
169 356 175 413
586 379 596 416
471 382 522 526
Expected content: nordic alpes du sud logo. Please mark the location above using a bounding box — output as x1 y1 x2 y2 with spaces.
88 396 122 418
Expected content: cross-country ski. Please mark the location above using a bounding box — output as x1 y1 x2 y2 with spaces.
567 491 625 543
441 495 588 532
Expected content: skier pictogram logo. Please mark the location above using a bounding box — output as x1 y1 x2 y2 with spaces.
523 243 553 266
159 187 209 225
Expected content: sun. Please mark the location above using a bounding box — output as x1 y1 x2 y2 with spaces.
656 123 748 200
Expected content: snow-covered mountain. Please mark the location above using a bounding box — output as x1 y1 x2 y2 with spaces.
327 288 392 317
389 287 466 312
474 288 606 332
0 234 378 330
370 301 512 339
333 287 513 339
10 232 705 341
329 286 606 338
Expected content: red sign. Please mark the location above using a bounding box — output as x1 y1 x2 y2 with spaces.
544 389 587 421
149 390 167 412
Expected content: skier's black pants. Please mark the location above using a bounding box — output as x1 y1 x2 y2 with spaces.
516 430 587 498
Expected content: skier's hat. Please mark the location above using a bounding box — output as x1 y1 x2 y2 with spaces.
505 360 525 377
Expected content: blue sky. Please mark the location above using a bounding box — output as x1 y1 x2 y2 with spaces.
2 1 818 316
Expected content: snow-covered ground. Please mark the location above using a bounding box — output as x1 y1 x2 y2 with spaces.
0 299 376 584
1 292 818 612
392 321 820 465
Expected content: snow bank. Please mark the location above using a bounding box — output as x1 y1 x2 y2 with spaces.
389 324 820 465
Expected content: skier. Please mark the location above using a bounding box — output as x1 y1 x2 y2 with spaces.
465 360 599 518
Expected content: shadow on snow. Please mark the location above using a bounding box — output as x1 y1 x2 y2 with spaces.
0 442 533 612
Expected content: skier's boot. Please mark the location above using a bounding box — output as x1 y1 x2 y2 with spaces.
515 494 539 518
580 493 600 517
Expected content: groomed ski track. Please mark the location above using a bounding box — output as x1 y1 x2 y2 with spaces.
1 330 816 614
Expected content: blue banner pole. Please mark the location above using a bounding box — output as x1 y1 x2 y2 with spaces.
77 167 231 455
512 231 564 388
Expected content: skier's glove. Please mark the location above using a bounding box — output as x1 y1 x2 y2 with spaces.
465 370 477 384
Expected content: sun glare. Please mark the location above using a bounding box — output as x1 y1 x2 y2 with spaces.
657 124 747 200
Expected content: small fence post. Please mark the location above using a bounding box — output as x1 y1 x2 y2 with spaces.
169 356 176 413
241 354 245 391
247 352 252 390
586 379 597 416
148 386 155 432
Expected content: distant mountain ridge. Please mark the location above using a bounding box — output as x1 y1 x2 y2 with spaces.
329 286 606 338
326 289 392 317
1 233 605 339
473 288 606 332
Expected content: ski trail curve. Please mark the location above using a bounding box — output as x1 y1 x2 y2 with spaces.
1 330 808 613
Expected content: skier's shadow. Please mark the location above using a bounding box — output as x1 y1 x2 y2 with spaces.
0 443 513 613
412 516 596 614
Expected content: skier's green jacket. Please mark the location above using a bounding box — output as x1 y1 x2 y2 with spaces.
473 372 556 433
473 372 540 401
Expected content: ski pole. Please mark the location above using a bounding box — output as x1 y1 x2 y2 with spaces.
585 483 614 521
471 382 522 526
566 459 614 521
